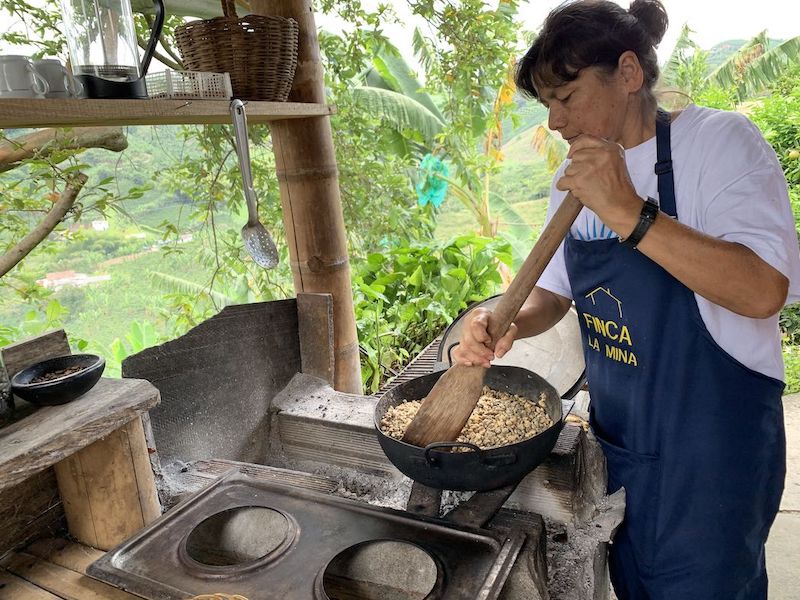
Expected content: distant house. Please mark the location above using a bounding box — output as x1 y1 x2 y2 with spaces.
91 220 110 231
37 270 111 290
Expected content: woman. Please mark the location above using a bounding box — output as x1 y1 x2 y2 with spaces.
453 0 800 597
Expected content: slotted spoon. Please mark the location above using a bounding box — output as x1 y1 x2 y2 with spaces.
230 99 279 268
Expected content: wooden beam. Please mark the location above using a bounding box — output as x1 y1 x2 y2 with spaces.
25 538 104 574
54 417 161 551
0 569 62 599
0 99 334 129
2 552 142 600
251 0 362 394
297 292 335 385
0 377 160 491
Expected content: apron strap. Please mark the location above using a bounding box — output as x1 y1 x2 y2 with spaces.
655 108 677 217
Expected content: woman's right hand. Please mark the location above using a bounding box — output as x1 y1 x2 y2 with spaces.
451 307 518 369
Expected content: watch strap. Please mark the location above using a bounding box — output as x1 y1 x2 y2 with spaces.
621 197 659 249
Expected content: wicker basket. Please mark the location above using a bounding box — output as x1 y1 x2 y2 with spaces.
175 0 298 101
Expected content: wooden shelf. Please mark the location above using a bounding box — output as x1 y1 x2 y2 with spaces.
0 98 335 129
0 377 159 491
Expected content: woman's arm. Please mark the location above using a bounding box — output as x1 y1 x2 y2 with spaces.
560 135 790 318
452 286 572 368
630 207 789 318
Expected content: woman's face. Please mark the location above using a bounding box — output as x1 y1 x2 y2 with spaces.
535 52 646 148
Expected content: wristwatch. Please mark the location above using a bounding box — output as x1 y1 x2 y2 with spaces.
620 197 659 249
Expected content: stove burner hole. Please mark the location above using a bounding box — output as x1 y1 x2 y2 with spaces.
185 506 290 567
322 540 439 600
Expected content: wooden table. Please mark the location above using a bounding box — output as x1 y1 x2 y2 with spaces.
0 377 161 551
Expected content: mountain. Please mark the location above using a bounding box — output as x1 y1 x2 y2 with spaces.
705 37 786 72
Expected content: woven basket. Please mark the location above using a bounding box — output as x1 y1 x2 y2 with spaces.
175 0 298 101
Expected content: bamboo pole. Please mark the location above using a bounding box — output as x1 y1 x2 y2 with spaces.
251 0 361 393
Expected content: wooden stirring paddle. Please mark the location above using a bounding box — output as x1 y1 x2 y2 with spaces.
401 192 583 447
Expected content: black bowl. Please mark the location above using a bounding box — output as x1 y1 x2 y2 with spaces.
10 354 106 406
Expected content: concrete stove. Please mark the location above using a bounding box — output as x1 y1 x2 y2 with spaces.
88 470 534 600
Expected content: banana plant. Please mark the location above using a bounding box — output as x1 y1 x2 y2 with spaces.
352 46 529 243
351 43 444 157
661 28 800 104
705 34 800 101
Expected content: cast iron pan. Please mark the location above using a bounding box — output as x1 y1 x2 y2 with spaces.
375 365 571 491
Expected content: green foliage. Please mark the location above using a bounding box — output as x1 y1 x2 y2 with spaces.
750 68 800 187
661 25 711 99
748 67 800 389
662 29 800 106
691 85 738 110
354 234 512 392
783 344 800 394
707 35 800 101
104 321 160 378
0 298 70 346
0 0 64 58
350 86 443 151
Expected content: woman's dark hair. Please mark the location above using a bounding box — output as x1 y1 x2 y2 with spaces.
516 0 668 104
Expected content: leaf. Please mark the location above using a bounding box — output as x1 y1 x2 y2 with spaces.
372 48 445 122
407 265 424 288
351 86 444 149
732 36 800 99
150 271 235 306
661 24 700 85
530 122 568 173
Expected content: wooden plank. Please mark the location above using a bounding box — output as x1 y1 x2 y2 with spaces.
0 469 65 557
297 293 335 385
192 458 338 493
0 569 62 599
2 552 142 600
0 378 160 491
54 417 161 550
25 538 104 574
0 98 335 129
0 330 70 380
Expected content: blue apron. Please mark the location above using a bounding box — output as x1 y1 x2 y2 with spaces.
563 110 786 599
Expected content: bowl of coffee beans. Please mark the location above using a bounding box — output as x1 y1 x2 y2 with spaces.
10 354 105 406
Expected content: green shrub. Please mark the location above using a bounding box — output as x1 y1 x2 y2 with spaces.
783 344 800 394
353 233 512 392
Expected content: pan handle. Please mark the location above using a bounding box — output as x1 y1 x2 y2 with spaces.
445 342 460 364
423 442 517 469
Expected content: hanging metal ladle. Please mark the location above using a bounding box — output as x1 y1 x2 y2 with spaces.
230 99 279 268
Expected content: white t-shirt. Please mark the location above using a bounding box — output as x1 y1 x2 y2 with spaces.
537 103 800 381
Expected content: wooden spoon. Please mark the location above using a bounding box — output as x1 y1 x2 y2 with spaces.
401 192 583 447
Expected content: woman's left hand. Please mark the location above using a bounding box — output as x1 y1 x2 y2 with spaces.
555 134 641 236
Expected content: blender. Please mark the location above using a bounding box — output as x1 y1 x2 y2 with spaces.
60 0 165 99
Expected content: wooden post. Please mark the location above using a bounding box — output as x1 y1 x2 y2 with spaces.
250 0 362 394
53 417 161 551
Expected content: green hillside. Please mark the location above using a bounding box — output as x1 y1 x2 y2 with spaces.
705 37 786 71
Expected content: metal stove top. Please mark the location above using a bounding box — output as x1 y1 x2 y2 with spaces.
88 470 525 600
